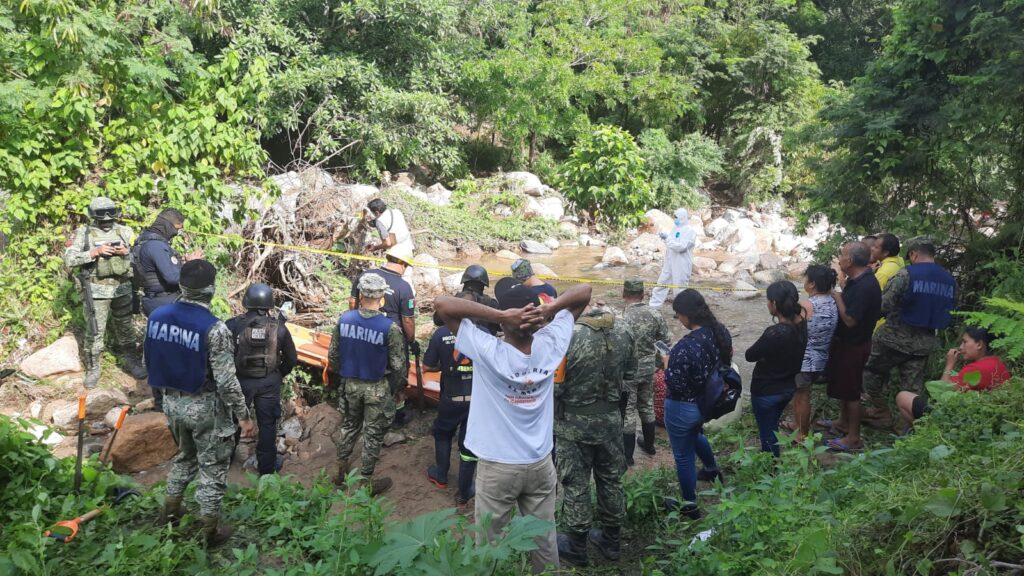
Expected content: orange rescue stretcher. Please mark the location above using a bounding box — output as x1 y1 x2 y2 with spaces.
286 322 442 406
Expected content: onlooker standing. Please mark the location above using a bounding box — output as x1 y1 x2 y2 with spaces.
823 242 882 452
787 265 838 442
862 237 957 427
745 282 807 456
364 198 415 255
871 233 905 331
619 279 670 464
434 283 591 574
649 208 697 308
895 327 1011 428
663 289 729 519
554 306 637 567
226 283 298 476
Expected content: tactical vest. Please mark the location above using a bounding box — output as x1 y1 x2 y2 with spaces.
442 342 474 399
557 316 627 415
234 314 281 379
132 233 178 295
145 302 218 393
337 310 393 381
901 263 956 330
80 225 132 281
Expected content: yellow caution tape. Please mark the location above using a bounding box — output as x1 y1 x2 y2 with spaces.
122 218 763 293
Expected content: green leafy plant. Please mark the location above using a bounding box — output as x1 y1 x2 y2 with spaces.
959 297 1024 366
639 129 722 210
559 125 654 227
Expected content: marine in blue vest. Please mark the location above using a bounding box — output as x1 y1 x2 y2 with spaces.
147 259 255 547
328 272 407 496
424 291 480 508
863 237 957 424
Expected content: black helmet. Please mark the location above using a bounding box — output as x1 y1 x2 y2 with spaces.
461 264 489 288
242 283 274 310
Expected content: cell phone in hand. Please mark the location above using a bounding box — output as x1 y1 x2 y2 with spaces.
654 340 671 356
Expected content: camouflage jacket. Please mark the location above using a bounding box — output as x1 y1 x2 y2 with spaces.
620 302 670 379
875 268 938 356
327 309 407 395
63 223 135 299
555 310 638 443
164 296 252 428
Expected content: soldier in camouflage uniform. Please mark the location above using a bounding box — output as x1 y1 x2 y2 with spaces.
554 307 638 567
862 237 957 427
329 273 407 496
63 197 147 388
619 279 670 464
149 260 255 547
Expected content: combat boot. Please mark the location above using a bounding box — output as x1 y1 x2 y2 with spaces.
157 494 186 526
84 366 101 389
639 422 657 455
199 515 234 547
623 433 636 467
119 354 148 380
355 476 393 496
333 460 349 487
588 526 621 561
557 532 589 567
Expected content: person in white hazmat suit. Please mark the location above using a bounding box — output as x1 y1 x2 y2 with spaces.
648 208 697 308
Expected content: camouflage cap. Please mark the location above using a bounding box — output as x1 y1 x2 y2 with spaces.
623 278 644 294
905 235 936 256
358 272 388 298
511 258 534 281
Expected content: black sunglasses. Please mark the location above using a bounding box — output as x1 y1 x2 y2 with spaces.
91 208 120 218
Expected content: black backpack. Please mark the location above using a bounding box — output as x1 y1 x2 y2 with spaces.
696 342 743 423
234 315 281 378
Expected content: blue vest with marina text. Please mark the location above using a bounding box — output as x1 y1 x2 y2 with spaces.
145 302 218 393
901 263 956 330
338 310 393 381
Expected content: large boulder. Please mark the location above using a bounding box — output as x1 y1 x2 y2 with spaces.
443 272 464 294
495 249 521 260
338 184 380 209
109 412 178 473
558 221 580 238
459 244 484 259
628 233 664 254
520 240 552 255
524 197 564 221
734 280 760 300
393 172 416 187
425 183 452 206
531 263 558 278
502 172 545 196
543 238 560 251
704 217 730 240
688 215 705 238
49 401 79 432
295 403 342 463
773 233 802 255
758 253 784 271
786 261 810 281
724 222 757 253
693 256 718 271
645 209 674 234
86 389 129 418
20 335 82 379
602 247 629 266
410 253 442 295
753 269 788 285
579 234 606 247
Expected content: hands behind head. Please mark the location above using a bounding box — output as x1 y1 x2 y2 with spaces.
505 303 550 333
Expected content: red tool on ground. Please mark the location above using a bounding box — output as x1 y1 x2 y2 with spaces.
72 394 86 494
44 508 103 543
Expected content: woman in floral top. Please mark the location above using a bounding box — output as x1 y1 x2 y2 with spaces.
663 289 733 520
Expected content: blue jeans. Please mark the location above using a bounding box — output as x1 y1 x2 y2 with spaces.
664 399 718 504
750 392 794 457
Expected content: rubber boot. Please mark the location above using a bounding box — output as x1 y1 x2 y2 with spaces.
355 476 393 496
119 351 148 380
455 459 477 505
639 422 657 455
158 494 185 526
84 366 101 389
556 532 589 567
333 459 349 487
588 526 621 561
200 515 234 547
623 433 636 467
428 436 452 488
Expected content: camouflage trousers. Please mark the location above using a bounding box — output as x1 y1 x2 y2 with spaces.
623 370 656 433
555 436 626 536
335 381 396 476
164 390 237 517
862 340 929 410
85 294 137 368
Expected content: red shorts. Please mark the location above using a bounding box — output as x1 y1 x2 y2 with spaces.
826 340 872 401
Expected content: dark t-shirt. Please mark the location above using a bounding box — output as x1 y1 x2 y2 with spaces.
351 267 415 321
835 270 882 344
423 326 473 398
745 322 807 396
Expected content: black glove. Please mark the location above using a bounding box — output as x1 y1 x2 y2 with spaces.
409 340 422 356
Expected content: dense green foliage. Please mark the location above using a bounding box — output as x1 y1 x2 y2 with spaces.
559 125 653 227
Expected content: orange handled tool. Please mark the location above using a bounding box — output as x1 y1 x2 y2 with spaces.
73 394 86 494
97 406 130 466
44 508 103 543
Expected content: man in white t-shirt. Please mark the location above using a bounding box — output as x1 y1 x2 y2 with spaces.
365 198 414 254
434 282 592 574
